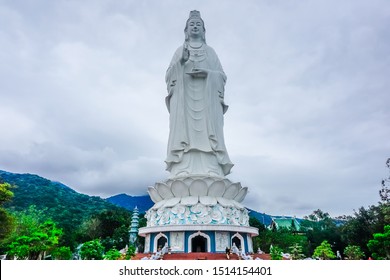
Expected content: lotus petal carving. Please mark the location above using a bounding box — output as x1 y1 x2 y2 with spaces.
147 177 248 207
152 200 166 210
156 183 174 199
163 197 181 208
223 183 241 199
203 177 215 186
234 187 248 203
183 177 193 186
148 186 163 203
199 196 217 206
189 179 208 196
232 200 245 209
217 196 235 207
208 181 225 197
171 180 189 197
180 196 199 206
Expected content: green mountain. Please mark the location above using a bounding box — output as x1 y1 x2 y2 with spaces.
106 193 154 213
0 170 123 213
0 170 131 248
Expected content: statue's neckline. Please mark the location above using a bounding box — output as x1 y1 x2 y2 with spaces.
188 42 203 49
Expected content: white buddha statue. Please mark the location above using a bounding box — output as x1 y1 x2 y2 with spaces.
165 10 233 178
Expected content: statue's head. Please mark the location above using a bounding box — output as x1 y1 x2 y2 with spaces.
184 10 206 42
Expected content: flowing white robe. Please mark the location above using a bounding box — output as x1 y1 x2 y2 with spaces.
165 44 233 177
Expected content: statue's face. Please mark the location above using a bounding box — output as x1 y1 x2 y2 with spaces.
186 18 204 38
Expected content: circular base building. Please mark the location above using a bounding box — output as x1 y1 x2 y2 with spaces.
138 176 258 253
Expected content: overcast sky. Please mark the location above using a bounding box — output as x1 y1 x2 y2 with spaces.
1 0 389 217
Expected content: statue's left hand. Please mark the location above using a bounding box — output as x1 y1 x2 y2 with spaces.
187 68 209 78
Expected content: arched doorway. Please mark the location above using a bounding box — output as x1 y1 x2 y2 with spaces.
153 233 168 252
191 235 207 252
232 236 241 249
188 232 211 252
157 236 167 250
231 233 244 251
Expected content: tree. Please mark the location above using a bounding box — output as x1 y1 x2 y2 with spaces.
0 171 130 251
7 220 62 259
312 240 336 260
0 182 15 245
80 239 104 260
301 209 344 256
249 216 267 252
51 246 73 260
103 247 121 260
380 158 390 202
343 245 365 260
249 216 266 232
79 209 132 251
289 243 305 260
379 158 390 225
340 206 378 257
340 160 390 259
95 209 131 239
124 244 136 260
253 227 309 256
270 245 283 260
79 217 102 241
367 225 390 260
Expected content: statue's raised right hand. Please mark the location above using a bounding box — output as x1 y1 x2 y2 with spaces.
181 44 190 64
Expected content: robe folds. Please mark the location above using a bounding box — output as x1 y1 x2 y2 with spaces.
165 44 233 177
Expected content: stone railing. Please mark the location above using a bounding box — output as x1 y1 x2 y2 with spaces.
231 244 253 260
142 243 169 260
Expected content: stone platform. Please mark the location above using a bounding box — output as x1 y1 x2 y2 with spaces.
132 252 274 260
139 176 259 253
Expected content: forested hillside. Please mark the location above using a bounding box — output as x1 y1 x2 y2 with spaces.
0 170 134 251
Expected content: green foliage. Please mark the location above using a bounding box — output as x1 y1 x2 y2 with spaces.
312 240 336 260
379 159 390 225
0 182 15 244
94 209 131 239
367 225 390 260
254 227 308 255
80 239 105 260
104 247 121 260
7 219 62 260
270 245 283 260
79 209 132 252
289 243 305 260
0 171 131 250
0 209 15 244
0 182 14 204
124 244 136 260
343 245 365 260
51 246 73 260
249 216 266 232
249 216 268 253
301 209 344 256
340 205 383 258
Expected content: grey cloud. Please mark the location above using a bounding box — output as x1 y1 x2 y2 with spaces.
1 0 389 217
